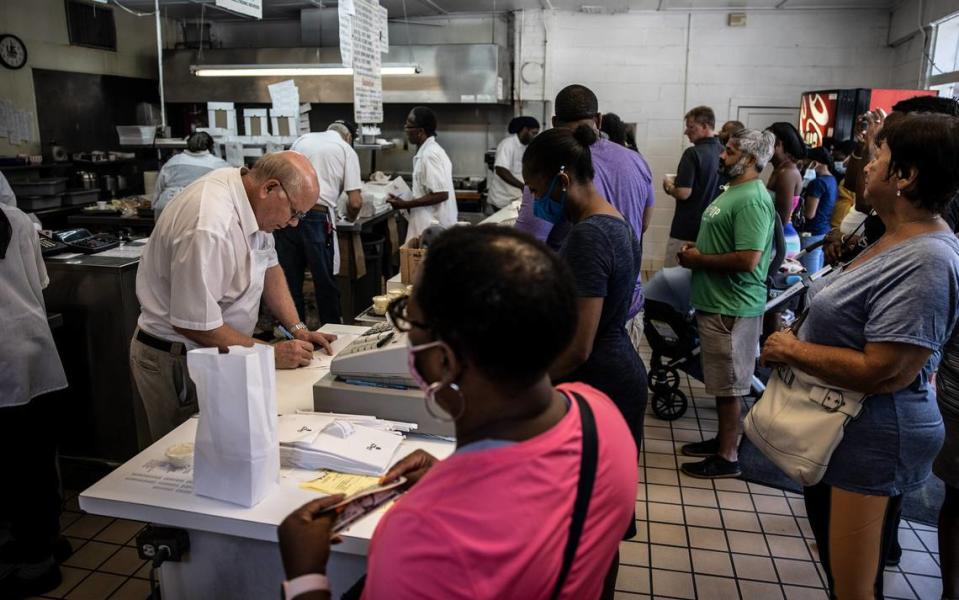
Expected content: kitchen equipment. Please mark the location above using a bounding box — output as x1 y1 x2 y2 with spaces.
116 175 128 191
63 188 100 206
76 171 97 189
116 126 156 146
50 145 68 162
101 175 118 196
11 178 68 196
18 196 63 211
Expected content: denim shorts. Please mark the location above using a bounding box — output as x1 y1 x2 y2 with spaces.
822 389 944 496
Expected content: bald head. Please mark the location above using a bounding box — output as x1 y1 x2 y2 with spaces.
244 151 320 232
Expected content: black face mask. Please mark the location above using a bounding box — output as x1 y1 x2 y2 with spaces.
0 208 11 260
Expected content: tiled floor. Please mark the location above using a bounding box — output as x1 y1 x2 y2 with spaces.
615 341 945 599
37 339 945 599
30 494 150 600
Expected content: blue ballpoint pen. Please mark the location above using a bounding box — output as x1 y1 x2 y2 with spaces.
276 324 295 340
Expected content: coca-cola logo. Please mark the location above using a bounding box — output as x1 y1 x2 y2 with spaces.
799 92 835 147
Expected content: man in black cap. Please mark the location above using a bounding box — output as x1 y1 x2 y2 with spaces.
278 120 364 325
487 116 540 213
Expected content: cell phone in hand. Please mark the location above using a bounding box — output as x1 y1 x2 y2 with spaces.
327 476 407 533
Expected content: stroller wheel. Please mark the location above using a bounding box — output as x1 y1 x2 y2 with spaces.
651 388 688 421
648 366 681 392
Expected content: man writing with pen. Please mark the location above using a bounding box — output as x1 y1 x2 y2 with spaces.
130 152 337 446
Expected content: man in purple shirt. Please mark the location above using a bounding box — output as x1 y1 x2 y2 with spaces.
516 84 655 317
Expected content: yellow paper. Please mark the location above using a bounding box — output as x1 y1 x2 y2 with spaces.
300 471 382 496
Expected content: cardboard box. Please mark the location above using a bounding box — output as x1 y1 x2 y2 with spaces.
400 237 427 285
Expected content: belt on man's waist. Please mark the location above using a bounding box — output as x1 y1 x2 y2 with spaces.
310 204 330 214
136 328 186 356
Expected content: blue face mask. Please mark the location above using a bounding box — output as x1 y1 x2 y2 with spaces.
532 172 567 224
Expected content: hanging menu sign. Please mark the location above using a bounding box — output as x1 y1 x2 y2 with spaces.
338 0 354 68
352 0 384 124
215 0 262 19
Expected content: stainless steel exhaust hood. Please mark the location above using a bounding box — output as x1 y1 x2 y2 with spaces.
162 45 510 104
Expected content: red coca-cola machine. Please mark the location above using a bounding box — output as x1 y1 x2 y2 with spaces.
798 88 938 147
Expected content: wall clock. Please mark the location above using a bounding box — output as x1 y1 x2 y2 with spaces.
0 34 28 70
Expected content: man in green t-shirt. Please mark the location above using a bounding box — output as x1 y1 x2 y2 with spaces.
675 128 777 479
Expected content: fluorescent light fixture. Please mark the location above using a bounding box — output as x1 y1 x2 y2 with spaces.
190 64 420 77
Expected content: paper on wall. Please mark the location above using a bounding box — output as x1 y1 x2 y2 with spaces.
268 80 300 117
377 4 389 54
351 0 383 123
339 3 354 68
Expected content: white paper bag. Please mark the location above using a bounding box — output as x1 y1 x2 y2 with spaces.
188 344 279 507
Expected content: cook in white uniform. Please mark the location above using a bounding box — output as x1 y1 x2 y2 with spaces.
0 203 69 596
152 131 229 216
486 116 539 213
130 151 336 444
387 107 458 242
0 170 16 207
277 120 363 325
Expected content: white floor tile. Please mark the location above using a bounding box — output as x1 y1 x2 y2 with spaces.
651 568 696 599
616 565 652 594
650 544 691 572
695 575 740 600
691 549 735 577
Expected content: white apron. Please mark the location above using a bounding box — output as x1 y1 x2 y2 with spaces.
223 237 272 336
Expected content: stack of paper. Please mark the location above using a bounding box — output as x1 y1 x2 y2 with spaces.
278 413 405 476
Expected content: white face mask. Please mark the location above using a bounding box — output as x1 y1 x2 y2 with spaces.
834 161 847 175
802 168 816 185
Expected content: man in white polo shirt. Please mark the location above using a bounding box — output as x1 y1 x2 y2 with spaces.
277 120 363 325
130 151 336 444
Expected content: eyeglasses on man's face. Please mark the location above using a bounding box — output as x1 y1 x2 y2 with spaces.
272 180 307 223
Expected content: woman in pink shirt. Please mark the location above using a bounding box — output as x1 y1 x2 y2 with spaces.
278 226 639 599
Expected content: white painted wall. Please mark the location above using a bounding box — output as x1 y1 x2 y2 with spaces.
518 8 897 269
0 0 173 155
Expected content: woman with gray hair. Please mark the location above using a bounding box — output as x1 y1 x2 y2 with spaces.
676 128 777 479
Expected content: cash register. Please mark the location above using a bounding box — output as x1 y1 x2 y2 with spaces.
317 322 454 436
40 228 120 256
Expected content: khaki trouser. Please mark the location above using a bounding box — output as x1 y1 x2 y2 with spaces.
129 329 198 448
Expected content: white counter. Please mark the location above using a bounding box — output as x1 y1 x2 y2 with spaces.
79 324 455 599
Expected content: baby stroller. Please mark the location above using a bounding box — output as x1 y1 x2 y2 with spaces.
643 216 792 420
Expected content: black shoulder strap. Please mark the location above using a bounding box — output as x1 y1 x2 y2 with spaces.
551 391 599 600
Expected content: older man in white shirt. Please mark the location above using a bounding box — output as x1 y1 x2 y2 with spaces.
277 120 363 325
130 151 335 444
387 106 458 242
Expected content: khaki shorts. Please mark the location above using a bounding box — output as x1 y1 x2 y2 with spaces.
697 312 762 397
664 237 694 268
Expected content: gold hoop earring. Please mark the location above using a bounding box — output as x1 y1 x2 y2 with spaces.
424 382 466 423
